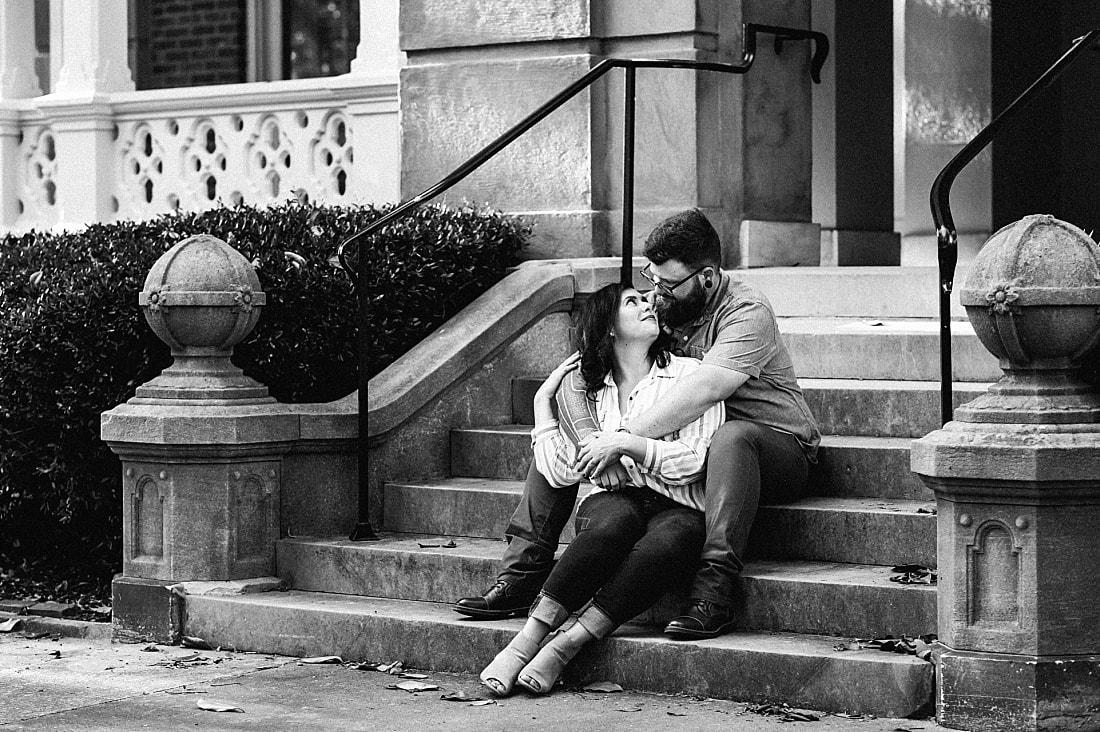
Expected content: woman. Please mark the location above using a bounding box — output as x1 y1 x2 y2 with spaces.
479 283 725 696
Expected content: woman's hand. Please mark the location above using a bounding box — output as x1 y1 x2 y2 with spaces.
534 352 581 404
574 430 630 478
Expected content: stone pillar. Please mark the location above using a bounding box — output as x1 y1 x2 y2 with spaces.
399 0 818 267
911 215 1100 731
38 0 133 229
102 235 297 643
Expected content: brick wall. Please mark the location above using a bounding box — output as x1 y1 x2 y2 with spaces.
139 0 247 90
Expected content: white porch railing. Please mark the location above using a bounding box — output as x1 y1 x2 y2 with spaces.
3 74 399 233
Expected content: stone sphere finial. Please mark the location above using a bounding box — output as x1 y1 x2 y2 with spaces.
139 234 266 354
957 215 1100 423
132 234 273 405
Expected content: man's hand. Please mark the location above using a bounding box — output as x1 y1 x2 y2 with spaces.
592 461 629 490
574 430 631 478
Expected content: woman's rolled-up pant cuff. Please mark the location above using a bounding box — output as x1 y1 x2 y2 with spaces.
578 604 618 640
529 592 571 629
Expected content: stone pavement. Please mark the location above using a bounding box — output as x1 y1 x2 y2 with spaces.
0 629 949 732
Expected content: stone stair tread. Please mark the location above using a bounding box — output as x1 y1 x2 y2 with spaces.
186 589 925 660
183 589 934 717
777 315 974 333
454 424 916 450
386 477 934 513
280 534 934 588
800 377 993 390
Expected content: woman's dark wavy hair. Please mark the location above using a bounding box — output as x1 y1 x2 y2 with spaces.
575 283 672 402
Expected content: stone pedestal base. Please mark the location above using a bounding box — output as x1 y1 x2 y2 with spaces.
938 646 1100 731
739 219 821 268
112 576 183 644
820 229 901 266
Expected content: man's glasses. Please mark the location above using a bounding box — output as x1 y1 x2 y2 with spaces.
639 264 706 296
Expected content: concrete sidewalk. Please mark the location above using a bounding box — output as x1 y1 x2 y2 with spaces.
0 630 946 731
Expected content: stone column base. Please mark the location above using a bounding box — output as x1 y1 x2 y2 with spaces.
739 220 821 268
112 576 183 644
938 645 1100 731
820 229 901 266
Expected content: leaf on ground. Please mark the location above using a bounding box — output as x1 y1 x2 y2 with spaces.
0 617 23 632
197 699 244 713
469 699 497 707
417 540 458 549
47 650 61 659
386 680 441 693
667 711 687 717
140 644 160 652
398 672 429 679
582 681 623 693
440 691 485 702
181 635 214 650
616 707 642 713
299 655 343 664
21 631 49 640
889 565 937 585
376 660 404 674
834 640 860 652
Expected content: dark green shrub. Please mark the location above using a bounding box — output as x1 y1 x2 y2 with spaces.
0 201 527 574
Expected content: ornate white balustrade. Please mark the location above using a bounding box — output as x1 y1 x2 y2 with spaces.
3 75 399 232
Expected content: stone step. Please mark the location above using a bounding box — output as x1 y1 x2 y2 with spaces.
276 536 936 639
382 478 936 566
778 317 998 382
182 590 934 718
733 265 968 320
453 427 931 500
512 376 991 436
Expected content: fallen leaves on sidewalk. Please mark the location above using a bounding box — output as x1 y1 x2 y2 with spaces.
440 691 485 702
889 565 937 585
298 655 343 664
582 681 623 693
180 635 214 650
385 680 441 693
747 702 819 722
354 659 405 674
197 699 244 713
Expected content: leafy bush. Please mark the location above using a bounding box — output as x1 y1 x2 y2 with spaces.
0 201 528 574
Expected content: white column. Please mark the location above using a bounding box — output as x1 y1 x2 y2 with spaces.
40 0 133 229
344 0 400 205
0 0 42 99
52 0 133 95
350 0 401 78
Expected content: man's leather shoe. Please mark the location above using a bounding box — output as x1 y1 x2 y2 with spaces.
663 599 735 639
453 579 538 620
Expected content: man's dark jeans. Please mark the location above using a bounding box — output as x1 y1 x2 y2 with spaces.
501 420 808 606
540 488 704 625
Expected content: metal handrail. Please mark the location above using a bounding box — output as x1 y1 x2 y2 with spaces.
348 23 828 541
929 29 1100 427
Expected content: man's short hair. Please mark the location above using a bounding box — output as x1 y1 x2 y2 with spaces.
643 208 721 268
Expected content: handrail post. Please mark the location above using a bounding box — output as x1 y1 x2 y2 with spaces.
351 238 379 541
621 64 636 287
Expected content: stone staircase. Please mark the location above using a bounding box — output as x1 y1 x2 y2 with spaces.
182 266 1000 719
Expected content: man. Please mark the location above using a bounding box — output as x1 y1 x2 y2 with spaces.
454 208 820 638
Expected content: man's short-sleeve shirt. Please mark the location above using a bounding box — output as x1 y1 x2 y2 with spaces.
667 273 821 459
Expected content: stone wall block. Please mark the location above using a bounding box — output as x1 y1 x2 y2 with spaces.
401 0 591 49
400 56 599 211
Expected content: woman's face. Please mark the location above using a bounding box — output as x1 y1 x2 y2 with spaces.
614 288 660 344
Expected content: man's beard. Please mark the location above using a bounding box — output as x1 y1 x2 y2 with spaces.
655 286 707 328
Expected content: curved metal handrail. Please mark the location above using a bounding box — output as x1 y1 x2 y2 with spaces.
350 23 828 541
338 24 828 280
929 29 1100 426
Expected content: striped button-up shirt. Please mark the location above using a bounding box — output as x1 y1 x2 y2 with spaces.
531 355 725 512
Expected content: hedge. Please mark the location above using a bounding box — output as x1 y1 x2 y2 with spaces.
0 201 528 573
